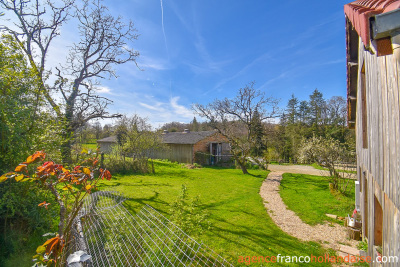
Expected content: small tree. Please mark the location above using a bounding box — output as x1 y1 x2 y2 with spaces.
0 150 112 266
297 136 355 193
109 115 165 173
194 82 279 174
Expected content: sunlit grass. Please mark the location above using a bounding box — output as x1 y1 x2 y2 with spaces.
280 173 355 225
97 160 330 266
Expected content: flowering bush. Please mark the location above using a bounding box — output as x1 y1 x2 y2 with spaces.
297 136 355 193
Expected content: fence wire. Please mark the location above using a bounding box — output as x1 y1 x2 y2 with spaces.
68 191 233 267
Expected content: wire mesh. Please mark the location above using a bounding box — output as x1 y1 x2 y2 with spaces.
68 191 233 267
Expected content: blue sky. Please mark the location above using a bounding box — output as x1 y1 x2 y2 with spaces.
54 0 352 127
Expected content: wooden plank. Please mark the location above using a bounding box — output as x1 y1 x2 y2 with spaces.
368 53 377 179
389 55 399 209
385 56 395 207
364 52 375 174
386 56 394 204
383 194 388 263
339 245 360 256
377 56 384 189
395 205 400 266
381 57 390 199
380 56 389 198
395 56 400 210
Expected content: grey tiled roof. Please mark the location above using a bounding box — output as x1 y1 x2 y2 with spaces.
162 130 217 144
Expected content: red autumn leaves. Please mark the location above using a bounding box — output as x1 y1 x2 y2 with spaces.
35 235 64 263
1 151 112 184
38 201 51 209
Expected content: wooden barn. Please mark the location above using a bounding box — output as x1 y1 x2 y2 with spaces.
156 129 231 165
97 130 231 165
344 0 400 265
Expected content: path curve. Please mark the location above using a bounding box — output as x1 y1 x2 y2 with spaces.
267 164 331 176
260 170 357 250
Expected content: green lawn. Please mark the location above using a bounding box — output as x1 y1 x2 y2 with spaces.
310 163 357 174
97 161 330 266
82 142 98 151
279 173 355 225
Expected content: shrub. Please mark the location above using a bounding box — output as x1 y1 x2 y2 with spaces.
169 185 211 237
0 180 57 266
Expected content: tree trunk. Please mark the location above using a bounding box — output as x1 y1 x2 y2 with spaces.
234 155 248 174
239 163 249 174
61 118 74 164
61 136 72 164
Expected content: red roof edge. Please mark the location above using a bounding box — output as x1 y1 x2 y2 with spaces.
344 0 400 46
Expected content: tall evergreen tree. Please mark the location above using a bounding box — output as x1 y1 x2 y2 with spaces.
298 100 309 124
286 94 299 124
308 89 326 127
191 117 200 131
250 109 266 157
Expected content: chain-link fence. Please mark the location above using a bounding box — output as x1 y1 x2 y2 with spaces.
67 191 233 267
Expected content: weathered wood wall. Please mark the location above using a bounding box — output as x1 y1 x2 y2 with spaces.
154 144 193 164
356 37 400 266
98 142 115 153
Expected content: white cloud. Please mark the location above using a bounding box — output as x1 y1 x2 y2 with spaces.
96 86 112 94
138 55 168 70
170 96 193 118
139 102 162 111
118 95 194 127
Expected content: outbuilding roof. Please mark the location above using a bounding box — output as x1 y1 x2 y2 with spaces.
97 136 117 143
344 0 400 46
162 130 218 145
96 130 221 145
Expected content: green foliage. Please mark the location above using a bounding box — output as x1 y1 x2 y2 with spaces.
169 185 211 236
249 109 266 157
0 150 111 266
0 35 61 170
280 173 355 225
105 150 150 174
270 90 353 163
0 180 58 266
357 240 368 251
191 117 200 131
286 94 299 124
102 115 166 174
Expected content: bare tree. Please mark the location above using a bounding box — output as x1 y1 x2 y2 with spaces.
327 96 347 126
0 0 139 163
193 82 279 174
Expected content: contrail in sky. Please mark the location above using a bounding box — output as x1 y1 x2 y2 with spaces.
160 0 169 59
160 0 172 99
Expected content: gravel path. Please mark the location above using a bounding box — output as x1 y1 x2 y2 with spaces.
267 164 331 176
260 170 357 250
